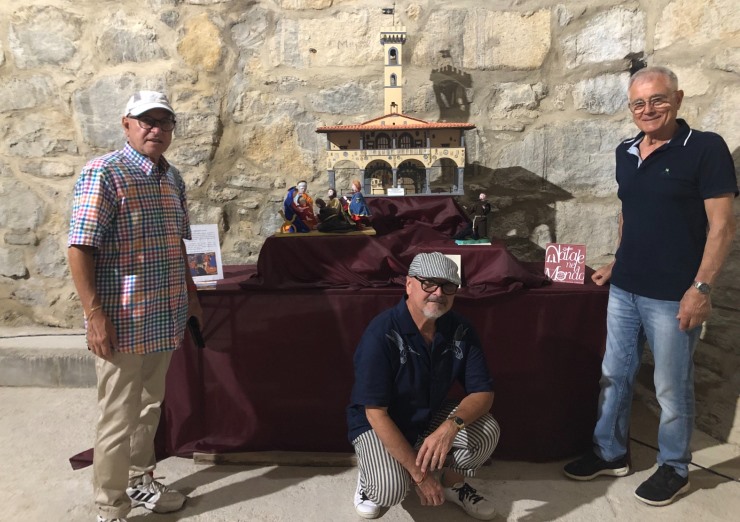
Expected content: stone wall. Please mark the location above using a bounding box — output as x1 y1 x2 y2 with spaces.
0 1 738 443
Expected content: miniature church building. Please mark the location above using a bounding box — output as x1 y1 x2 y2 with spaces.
316 26 475 196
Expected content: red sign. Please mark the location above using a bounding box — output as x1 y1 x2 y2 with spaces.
544 243 586 284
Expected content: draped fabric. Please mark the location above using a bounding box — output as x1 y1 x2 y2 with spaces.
258 196 547 292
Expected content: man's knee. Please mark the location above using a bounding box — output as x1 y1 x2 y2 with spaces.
366 483 408 508
476 413 501 451
363 470 409 507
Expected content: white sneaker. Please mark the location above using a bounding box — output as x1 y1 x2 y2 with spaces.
444 482 496 520
353 474 380 519
96 517 128 522
126 474 186 513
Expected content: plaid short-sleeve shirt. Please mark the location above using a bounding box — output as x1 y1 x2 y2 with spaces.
68 143 192 354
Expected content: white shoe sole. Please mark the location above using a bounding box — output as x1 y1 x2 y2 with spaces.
634 482 690 506
130 496 186 513
354 505 381 519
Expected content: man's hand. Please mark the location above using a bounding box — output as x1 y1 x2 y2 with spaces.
413 473 445 506
416 420 457 473
86 311 118 360
591 262 614 286
677 287 711 331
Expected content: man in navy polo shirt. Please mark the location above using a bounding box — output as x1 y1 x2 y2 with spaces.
348 252 500 520
563 66 737 506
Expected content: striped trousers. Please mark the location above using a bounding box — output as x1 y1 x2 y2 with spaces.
352 400 501 507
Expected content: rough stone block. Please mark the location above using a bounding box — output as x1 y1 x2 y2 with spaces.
0 180 45 231
8 6 81 69
178 13 224 71
572 74 629 115
655 0 739 50
269 11 380 68
700 86 740 151
0 247 28 280
562 7 645 68
97 14 166 64
461 9 551 70
496 119 634 197
0 76 55 112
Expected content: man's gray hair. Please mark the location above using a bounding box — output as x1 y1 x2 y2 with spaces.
628 66 679 91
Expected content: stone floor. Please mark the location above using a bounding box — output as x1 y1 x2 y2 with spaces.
0 386 738 521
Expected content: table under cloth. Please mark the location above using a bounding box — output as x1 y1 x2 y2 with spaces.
70 196 608 469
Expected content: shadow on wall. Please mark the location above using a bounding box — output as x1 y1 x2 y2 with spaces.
430 53 472 123
459 163 574 261
694 145 740 443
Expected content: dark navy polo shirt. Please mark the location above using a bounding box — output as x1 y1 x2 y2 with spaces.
611 119 738 301
347 297 494 444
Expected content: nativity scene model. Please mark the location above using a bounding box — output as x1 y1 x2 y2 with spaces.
278 23 475 235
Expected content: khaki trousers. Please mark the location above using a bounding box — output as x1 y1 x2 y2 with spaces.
93 350 173 518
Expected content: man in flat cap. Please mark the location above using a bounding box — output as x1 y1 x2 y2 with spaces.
347 252 500 520
68 91 202 522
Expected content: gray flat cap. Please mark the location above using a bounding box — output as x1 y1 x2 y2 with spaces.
408 252 461 286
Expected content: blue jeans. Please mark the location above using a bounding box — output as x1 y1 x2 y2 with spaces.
593 285 699 477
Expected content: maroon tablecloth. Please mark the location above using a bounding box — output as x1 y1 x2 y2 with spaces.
158 265 607 462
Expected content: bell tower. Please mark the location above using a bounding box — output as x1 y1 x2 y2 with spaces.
380 26 406 114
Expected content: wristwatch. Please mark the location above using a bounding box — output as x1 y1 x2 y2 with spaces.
693 281 711 295
448 415 465 431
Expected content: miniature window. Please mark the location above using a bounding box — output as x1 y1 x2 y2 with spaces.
399 133 413 148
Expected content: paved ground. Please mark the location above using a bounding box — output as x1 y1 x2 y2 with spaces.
1 386 738 522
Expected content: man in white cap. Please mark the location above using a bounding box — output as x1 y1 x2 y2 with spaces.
68 91 202 522
347 252 500 520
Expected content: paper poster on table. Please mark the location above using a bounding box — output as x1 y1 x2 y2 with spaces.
445 254 462 284
184 224 224 284
544 243 586 284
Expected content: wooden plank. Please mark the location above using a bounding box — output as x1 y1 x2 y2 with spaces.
193 451 358 467
273 227 376 238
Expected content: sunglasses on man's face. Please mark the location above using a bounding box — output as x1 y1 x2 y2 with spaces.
415 277 458 295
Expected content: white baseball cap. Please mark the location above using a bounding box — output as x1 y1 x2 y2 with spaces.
124 91 175 117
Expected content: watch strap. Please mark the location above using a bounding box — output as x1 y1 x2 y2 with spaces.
447 415 465 431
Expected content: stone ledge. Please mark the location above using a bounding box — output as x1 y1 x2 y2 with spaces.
0 328 93 387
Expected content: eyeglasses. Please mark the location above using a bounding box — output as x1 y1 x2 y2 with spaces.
415 277 458 295
128 115 176 132
627 94 673 114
